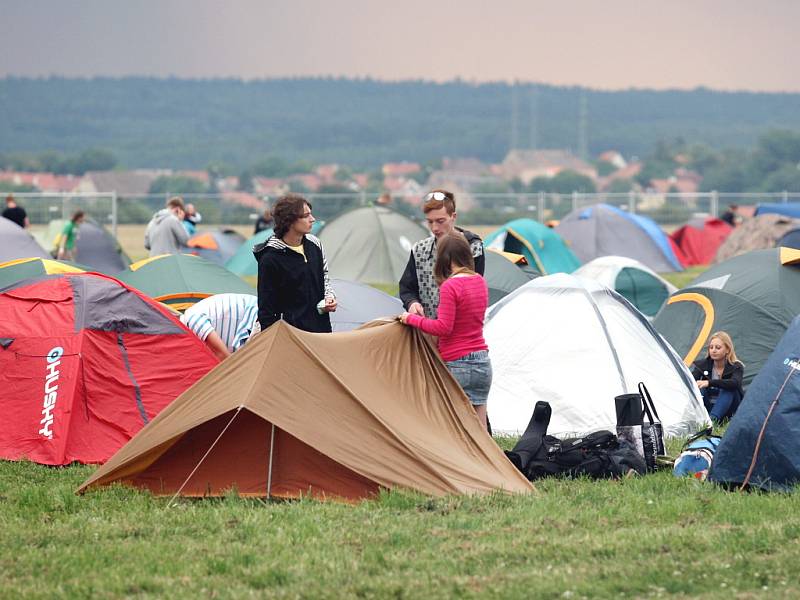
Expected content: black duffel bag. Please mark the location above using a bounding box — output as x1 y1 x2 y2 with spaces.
505 401 646 480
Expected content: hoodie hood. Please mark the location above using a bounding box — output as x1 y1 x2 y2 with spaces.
151 208 172 226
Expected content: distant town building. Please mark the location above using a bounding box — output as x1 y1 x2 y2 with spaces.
597 151 627 170
500 149 597 185
77 170 166 195
382 162 421 177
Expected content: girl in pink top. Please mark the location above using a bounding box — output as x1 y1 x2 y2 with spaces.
400 232 491 429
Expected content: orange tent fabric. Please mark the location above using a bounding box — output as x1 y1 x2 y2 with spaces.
78 320 531 501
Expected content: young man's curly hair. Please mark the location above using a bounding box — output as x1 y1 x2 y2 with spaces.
273 194 312 238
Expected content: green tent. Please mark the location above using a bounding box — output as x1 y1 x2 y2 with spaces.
484 250 539 305
0 257 89 290
118 253 255 312
484 218 580 274
319 206 428 284
574 256 676 318
653 247 800 388
225 222 323 277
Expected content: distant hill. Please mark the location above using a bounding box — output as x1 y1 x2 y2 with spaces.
2 77 799 169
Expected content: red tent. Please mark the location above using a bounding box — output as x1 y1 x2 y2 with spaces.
669 217 732 266
0 273 219 465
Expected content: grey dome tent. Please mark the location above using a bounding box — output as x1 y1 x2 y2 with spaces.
0 216 49 262
40 218 131 273
556 203 683 272
709 314 800 491
329 279 403 332
319 206 428 285
484 249 539 305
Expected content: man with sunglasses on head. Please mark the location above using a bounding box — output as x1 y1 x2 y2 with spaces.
399 189 485 318
254 194 336 333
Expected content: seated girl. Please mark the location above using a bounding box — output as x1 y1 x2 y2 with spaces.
691 331 744 423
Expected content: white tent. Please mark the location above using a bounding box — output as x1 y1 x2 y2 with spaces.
486 274 708 438
573 256 676 319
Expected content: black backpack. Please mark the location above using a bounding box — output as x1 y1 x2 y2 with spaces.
505 401 646 480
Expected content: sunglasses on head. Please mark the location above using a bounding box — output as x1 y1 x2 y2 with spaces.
425 191 448 202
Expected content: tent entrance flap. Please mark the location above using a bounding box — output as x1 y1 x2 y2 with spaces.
121 409 380 500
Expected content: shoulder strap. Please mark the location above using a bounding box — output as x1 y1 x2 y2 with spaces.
638 382 661 423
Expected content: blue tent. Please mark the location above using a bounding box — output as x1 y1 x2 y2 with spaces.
556 204 683 272
754 202 800 219
779 227 800 250
709 314 800 491
484 218 580 274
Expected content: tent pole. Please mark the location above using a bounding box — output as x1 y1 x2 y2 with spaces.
266 422 275 500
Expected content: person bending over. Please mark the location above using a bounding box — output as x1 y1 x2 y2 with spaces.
181 293 259 361
400 231 491 429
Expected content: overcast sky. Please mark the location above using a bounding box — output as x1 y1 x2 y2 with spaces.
2 0 799 92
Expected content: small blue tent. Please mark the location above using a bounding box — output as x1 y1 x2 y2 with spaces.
484 218 580 274
556 204 683 272
709 314 800 491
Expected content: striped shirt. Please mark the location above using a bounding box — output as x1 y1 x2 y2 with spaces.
181 293 259 353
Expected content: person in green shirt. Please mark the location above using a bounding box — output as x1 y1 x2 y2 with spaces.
57 210 85 261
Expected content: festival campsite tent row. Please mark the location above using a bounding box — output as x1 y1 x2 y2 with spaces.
0 272 218 465
78 321 532 501
653 247 800 389
485 274 708 438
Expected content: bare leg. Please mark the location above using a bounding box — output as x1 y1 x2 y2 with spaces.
474 404 487 431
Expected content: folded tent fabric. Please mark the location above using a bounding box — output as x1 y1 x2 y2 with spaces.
77 320 532 501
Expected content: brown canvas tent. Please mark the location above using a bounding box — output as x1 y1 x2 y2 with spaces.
78 320 531 501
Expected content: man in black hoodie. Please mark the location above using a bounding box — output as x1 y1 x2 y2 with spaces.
254 194 336 333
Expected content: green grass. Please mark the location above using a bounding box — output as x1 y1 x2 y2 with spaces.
2 457 799 598
661 266 708 290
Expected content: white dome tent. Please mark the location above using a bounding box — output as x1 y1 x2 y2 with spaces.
486 274 708 438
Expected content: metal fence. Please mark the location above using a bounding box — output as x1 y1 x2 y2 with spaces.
9 191 800 237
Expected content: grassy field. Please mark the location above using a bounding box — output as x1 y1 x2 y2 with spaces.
4 224 752 597
2 453 800 598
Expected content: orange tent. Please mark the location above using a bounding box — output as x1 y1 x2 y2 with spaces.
78 320 531 501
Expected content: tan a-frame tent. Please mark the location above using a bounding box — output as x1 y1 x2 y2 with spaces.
78 320 531 501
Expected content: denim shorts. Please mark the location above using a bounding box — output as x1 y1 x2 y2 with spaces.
445 350 492 406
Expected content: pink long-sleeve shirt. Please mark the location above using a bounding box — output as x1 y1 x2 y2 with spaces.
405 274 489 362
